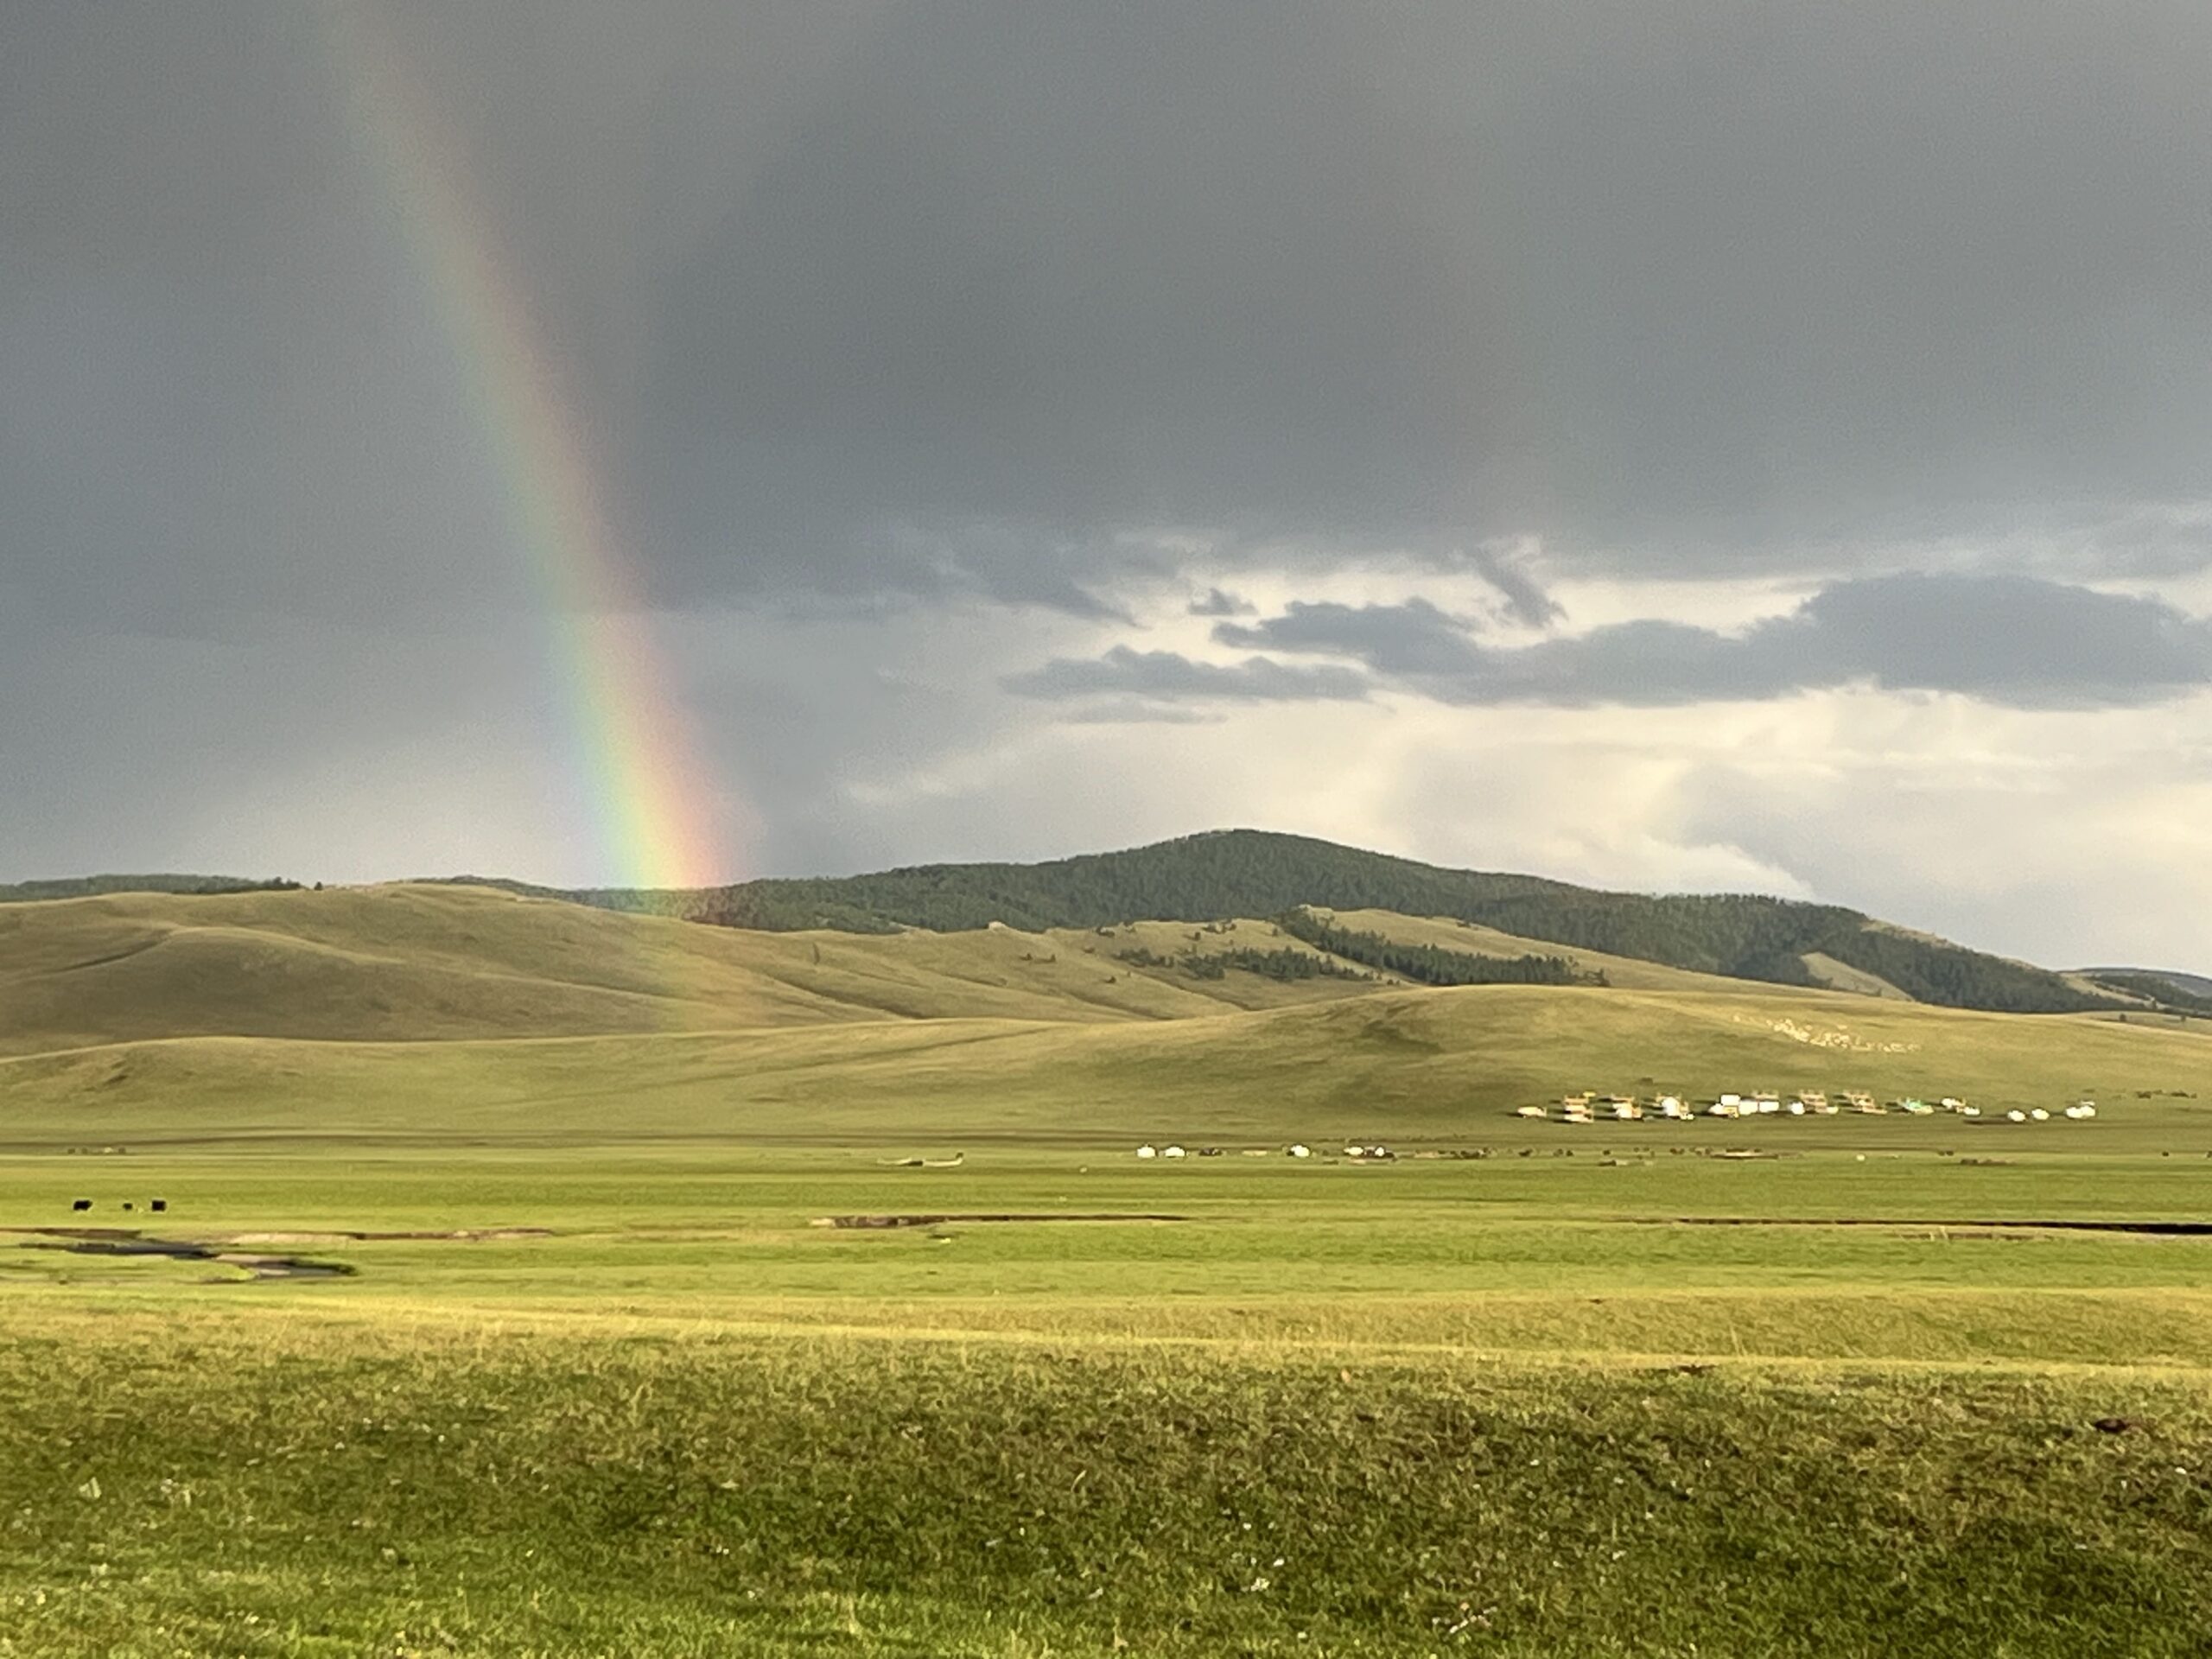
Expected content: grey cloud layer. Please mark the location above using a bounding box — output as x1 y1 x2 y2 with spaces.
1188 588 1256 618
1462 548 1565 631
10 0 2212 639
7 1 2211 971
1017 576 2212 710
639 0 2212 598
1001 645 1370 704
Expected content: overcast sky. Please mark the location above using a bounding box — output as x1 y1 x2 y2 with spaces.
4 0 2209 968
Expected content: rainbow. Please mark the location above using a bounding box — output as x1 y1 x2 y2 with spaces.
318 3 730 892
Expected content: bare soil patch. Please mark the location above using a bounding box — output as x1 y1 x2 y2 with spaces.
811 1212 1187 1230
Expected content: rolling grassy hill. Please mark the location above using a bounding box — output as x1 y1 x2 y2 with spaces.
2 880 2206 1147
2083 967 2212 996
2145 967 2212 998
0 873 307 904
12 829 2154 1013
0 885 1405 1059
2079 966 2212 1015
9 982 2209 1147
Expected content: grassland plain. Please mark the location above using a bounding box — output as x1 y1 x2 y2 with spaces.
6 886 2212 1654
10 1147 2212 1655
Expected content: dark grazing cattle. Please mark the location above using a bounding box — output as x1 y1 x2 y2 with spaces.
71 1198 92 1212
149 1198 167 1213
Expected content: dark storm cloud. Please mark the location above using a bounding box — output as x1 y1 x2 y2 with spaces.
1781 577 2212 705
1001 645 1370 705
6 0 2212 960
1030 576 2212 709
0 2 574 644
1189 588 1256 619
1460 547 1564 631
10 0 2212 638
1217 598 1481 677
633 0 2212 600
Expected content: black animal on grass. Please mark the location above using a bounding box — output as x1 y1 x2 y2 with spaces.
149 1198 167 1213
71 1198 92 1212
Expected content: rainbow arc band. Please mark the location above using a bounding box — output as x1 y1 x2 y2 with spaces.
322 1 728 892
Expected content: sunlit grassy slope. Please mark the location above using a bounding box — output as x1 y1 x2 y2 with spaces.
6 988 2207 1148
1801 949 1914 999
1 882 2204 1149
0 886 1391 1058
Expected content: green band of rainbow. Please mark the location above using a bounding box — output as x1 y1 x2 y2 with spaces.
321 2 728 892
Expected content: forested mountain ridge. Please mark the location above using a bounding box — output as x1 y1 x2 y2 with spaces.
579 830 2132 1015
18 831 2176 1016
577 830 1575 935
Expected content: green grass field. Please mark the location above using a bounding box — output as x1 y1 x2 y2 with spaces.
5 886 2211 1654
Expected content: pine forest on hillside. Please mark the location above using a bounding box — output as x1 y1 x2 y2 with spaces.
569 830 2127 1015
8 830 2175 1017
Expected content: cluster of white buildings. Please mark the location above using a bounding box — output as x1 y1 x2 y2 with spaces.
1130 1092 2104 1162
1516 1091 2098 1124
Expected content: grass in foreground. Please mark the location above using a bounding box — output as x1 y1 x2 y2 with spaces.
10 1146 2212 1655
4 1313 2211 1658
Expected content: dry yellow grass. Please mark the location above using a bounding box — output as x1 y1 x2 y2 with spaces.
0 885 1359 1057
